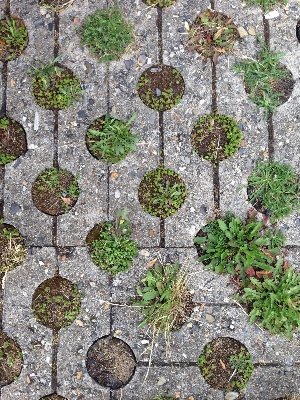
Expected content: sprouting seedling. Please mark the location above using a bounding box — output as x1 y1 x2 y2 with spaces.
27 56 63 89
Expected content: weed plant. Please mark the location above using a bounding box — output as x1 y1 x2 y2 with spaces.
245 0 287 11
0 220 27 274
236 260 300 339
0 116 25 165
40 0 76 12
194 212 285 286
138 167 188 219
87 209 138 276
247 160 300 221
133 262 192 333
191 113 242 165
144 0 176 6
233 37 291 118
187 9 238 64
0 16 28 61
28 58 83 110
152 394 174 400
87 113 138 163
78 5 134 63
228 348 254 390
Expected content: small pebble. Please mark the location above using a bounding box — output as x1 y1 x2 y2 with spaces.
237 26 248 38
205 314 215 323
157 376 166 386
115 189 120 199
225 392 239 400
264 10 279 19
138 54 147 66
124 60 134 70
156 88 162 97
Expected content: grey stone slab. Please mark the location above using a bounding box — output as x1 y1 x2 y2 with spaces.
268 2 300 245
108 1 160 248
244 366 299 399
1 247 56 400
284 246 300 272
57 4 109 246
111 366 223 400
162 0 214 247
57 247 111 399
215 4 268 219
4 0 55 246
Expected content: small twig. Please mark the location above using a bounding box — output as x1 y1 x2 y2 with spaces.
228 368 237 383
142 330 155 385
232 299 264 331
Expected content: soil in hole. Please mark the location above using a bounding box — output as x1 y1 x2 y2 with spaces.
137 64 184 111
86 335 136 389
245 65 294 107
32 276 81 329
186 9 238 64
0 331 23 388
40 395 68 400
0 117 27 165
0 16 28 61
40 0 75 12
31 64 82 111
138 167 188 219
0 223 27 274
142 0 176 6
191 113 242 165
198 337 254 391
31 167 80 216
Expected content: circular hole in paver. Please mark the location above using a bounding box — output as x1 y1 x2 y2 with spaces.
31 167 80 216
191 113 242 165
138 167 188 219
29 63 82 110
0 116 27 165
86 113 138 164
247 161 300 221
134 261 194 332
40 0 75 12
137 64 185 111
0 331 23 387
86 219 138 276
32 276 81 330
186 9 239 63
0 222 27 274
78 7 134 64
243 64 294 109
39 395 68 400
142 0 176 6
86 335 136 389
297 20 300 42
0 16 28 61
198 337 254 391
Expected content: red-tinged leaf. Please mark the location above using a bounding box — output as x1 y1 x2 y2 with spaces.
284 260 289 270
246 268 255 277
262 214 269 225
248 209 258 218
206 34 211 43
256 270 272 279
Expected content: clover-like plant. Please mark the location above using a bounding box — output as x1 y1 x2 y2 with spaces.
247 160 300 222
194 212 285 286
78 5 134 63
86 113 138 163
236 261 300 339
86 209 138 276
133 262 193 333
